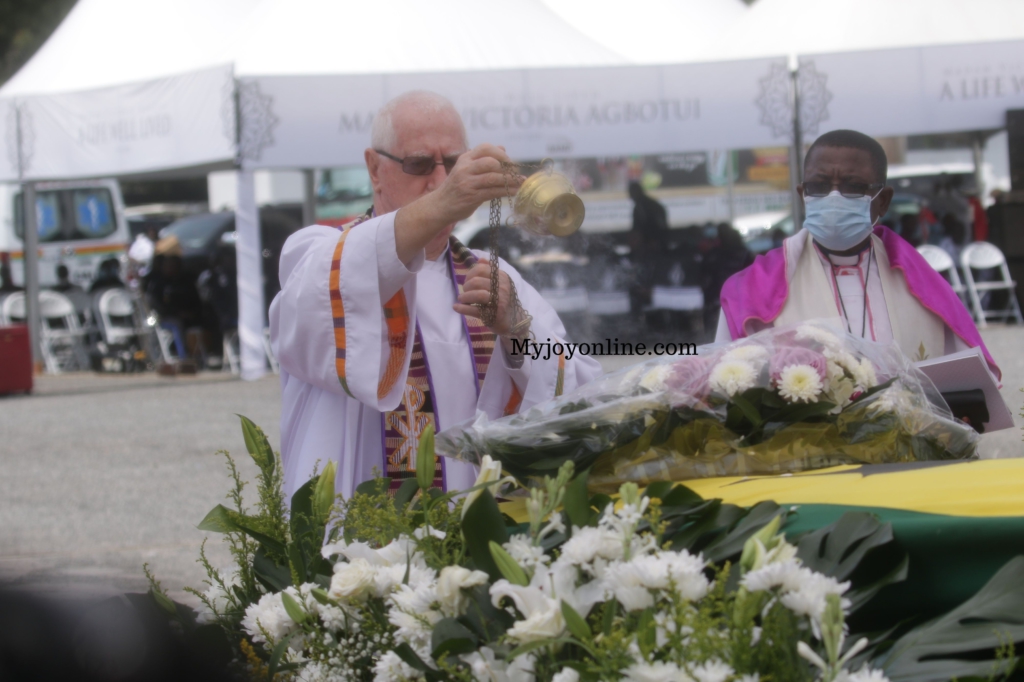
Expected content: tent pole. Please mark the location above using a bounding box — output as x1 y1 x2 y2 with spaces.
789 62 804 231
14 103 42 369
302 169 316 226
22 183 42 370
233 81 267 381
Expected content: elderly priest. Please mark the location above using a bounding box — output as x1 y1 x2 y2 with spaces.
716 129 999 381
270 91 601 500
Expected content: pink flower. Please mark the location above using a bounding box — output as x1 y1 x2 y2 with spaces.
666 355 714 399
770 347 827 382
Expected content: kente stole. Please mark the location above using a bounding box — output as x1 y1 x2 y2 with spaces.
329 213 523 492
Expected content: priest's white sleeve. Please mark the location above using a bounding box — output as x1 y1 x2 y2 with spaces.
269 212 422 411
474 253 603 416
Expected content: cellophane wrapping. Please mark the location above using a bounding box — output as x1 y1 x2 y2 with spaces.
435 321 979 492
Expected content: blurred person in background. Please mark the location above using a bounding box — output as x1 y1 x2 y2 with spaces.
717 129 999 378
269 91 600 501
627 181 670 313
702 222 753 330
146 238 200 360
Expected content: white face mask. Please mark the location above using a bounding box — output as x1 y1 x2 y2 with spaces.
803 189 882 251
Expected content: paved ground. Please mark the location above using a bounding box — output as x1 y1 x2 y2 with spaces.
1 326 1021 605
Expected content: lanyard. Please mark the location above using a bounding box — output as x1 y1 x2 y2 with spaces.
827 247 873 339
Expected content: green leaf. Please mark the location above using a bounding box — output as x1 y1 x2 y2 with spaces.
394 642 431 672
394 478 420 511
253 546 293 591
490 541 529 586
462 490 509 581
431 617 478 659
561 600 591 642
563 468 593 529
731 393 764 427
508 638 562 660
416 425 436 491
280 590 308 624
703 501 785 563
643 481 674 500
288 541 308 585
876 556 1024 681
150 588 177 616
267 630 301 680
795 512 908 613
310 588 333 606
197 504 287 556
602 599 617 636
237 414 274 474
355 477 391 497
312 460 336 523
661 483 703 507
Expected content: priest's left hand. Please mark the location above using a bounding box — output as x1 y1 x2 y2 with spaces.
454 262 517 337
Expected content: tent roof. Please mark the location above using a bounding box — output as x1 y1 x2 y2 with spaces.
1 0 262 96
232 0 626 77
705 0 1024 60
540 0 748 64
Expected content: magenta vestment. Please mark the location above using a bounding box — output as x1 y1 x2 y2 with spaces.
720 225 1000 380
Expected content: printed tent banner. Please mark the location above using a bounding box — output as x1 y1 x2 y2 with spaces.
236 56 794 169
794 38 1024 141
1 65 236 182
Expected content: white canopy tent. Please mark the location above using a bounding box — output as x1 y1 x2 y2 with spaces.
6 0 1024 380
540 0 748 65
228 0 788 380
0 0 265 183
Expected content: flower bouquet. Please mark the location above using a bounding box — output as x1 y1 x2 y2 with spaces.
436 322 979 492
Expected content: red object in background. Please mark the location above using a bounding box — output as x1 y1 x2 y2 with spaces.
0 325 33 395
969 196 989 242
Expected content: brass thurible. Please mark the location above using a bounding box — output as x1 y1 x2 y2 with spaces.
510 162 585 237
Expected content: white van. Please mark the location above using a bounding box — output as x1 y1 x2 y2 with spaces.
0 179 130 289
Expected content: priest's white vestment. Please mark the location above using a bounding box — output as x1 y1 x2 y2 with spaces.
270 211 602 500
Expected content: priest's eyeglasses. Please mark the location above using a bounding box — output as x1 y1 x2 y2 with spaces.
803 181 885 199
375 149 461 176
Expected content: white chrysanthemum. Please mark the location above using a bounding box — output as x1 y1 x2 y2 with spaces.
691 659 735 682
778 364 823 403
639 364 673 392
796 325 842 349
780 572 851 622
825 348 861 374
241 592 298 645
373 650 419 682
709 359 758 397
559 526 624 566
723 344 770 364
622 660 689 682
852 358 878 388
741 559 805 593
504 534 549 571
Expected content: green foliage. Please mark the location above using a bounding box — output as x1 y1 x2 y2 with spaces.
874 556 1024 681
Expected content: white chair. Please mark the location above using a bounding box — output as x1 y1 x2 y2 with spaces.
916 244 968 305
4 291 90 373
263 327 279 374
97 288 140 346
223 329 241 375
960 242 1024 328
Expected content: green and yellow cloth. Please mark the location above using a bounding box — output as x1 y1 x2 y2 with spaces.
502 459 1024 621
